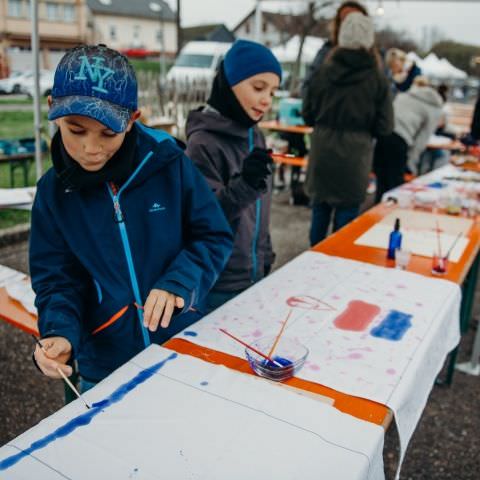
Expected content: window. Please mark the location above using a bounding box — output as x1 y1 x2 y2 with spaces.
63 4 75 22
46 2 59 20
262 21 267 33
156 28 163 44
110 25 117 40
133 25 140 40
245 21 250 34
175 54 214 69
8 0 22 17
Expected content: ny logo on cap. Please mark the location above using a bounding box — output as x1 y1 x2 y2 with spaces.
74 55 114 94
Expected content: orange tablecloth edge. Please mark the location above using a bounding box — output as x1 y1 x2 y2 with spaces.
164 337 391 428
0 287 38 335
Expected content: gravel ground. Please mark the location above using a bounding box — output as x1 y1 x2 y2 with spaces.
0 189 479 479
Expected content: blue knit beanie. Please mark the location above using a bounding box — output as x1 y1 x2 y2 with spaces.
223 39 282 87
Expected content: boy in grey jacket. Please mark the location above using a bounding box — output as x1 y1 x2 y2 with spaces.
186 40 282 313
374 77 443 203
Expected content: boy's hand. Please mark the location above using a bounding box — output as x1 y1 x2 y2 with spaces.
143 289 185 331
34 336 73 378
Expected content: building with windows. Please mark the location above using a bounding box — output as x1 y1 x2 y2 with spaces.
0 0 90 71
181 24 235 46
87 0 177 57
0 0 178 75
233 9 328 48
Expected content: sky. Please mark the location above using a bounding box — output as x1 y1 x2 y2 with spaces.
165 0 480 48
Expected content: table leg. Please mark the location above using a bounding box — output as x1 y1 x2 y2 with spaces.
444 251 480 384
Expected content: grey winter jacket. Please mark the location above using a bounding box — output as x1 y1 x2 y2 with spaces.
302 48 393 207
185 107 274 292
393 85 443 173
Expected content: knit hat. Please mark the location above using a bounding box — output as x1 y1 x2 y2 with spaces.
49 45 137 133
223 39 282 86
338 12 375 50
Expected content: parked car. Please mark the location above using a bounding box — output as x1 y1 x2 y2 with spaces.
0 70 32 94
22 70 55 98
166 41 232 87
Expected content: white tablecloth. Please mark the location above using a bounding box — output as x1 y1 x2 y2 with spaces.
0 345 385 480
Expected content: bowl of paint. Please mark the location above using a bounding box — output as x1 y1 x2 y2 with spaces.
245 336 308 382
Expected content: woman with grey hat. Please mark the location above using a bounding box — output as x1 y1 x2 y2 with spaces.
302 12 393 245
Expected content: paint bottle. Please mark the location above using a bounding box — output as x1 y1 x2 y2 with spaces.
387 218 402 260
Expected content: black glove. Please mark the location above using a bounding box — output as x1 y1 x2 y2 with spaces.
460 133 478 147
241 147 273 191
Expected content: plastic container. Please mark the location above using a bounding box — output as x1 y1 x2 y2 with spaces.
245 336 308 382
432 254 448 275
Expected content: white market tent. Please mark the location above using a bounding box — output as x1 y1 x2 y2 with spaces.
272 35 325 64
407 51 467 80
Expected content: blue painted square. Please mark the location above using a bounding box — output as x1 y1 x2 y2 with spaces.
370 310 412 341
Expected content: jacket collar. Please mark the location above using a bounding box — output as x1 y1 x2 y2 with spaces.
116 122 184 193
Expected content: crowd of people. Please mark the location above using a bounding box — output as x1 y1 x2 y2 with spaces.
29 1 475 394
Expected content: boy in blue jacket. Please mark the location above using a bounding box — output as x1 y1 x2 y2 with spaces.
31 45 233 389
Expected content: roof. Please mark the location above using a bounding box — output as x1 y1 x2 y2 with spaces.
233 9 328 39
86 0 176 21
182 24 235 44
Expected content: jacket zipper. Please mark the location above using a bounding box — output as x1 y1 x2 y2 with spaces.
107 151 154 348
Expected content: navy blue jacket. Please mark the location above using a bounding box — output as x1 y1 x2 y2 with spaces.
30 123 233 381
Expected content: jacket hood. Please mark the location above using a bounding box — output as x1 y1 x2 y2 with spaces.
326 48 376 86
186 107 251 141
407 85 444 108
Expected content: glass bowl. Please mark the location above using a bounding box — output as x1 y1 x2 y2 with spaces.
245 336 309 382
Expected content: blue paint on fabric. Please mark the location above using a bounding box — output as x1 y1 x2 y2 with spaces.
183 331 198 337
200 381 209 386
427 182 446 189
0 352 178 471
370 310 413 341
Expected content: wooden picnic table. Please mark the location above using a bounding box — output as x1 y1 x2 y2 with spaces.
0 152 35 187
312 202 480 384
259 120 313 135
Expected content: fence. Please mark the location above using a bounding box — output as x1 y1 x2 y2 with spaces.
137 71 211 139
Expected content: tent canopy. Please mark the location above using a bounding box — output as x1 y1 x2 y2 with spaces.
272 35 325 63
407 51 467 80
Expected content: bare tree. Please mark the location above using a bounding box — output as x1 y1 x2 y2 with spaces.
287 1 334 94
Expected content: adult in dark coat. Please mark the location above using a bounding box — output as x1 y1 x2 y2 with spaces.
302 13 393 245
301 0 369 98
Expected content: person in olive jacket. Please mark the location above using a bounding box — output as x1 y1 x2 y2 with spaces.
302 12 393 245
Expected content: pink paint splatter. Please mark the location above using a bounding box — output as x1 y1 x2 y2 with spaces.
348 352 363 360
309 364 321 371
396 284 407 289
386 368 397 375
251 329 262 338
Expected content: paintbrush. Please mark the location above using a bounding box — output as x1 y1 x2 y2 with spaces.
435 220 443 258
267 309 292 358
445 232 464 260
32 335 91 409
219 328 283 367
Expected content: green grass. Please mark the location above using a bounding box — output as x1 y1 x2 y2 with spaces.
0 109 52 228
0 110 49 139
131 59 161 73
0 97 33 105
0 209 31 229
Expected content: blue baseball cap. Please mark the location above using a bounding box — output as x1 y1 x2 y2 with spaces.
48 45 138 133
